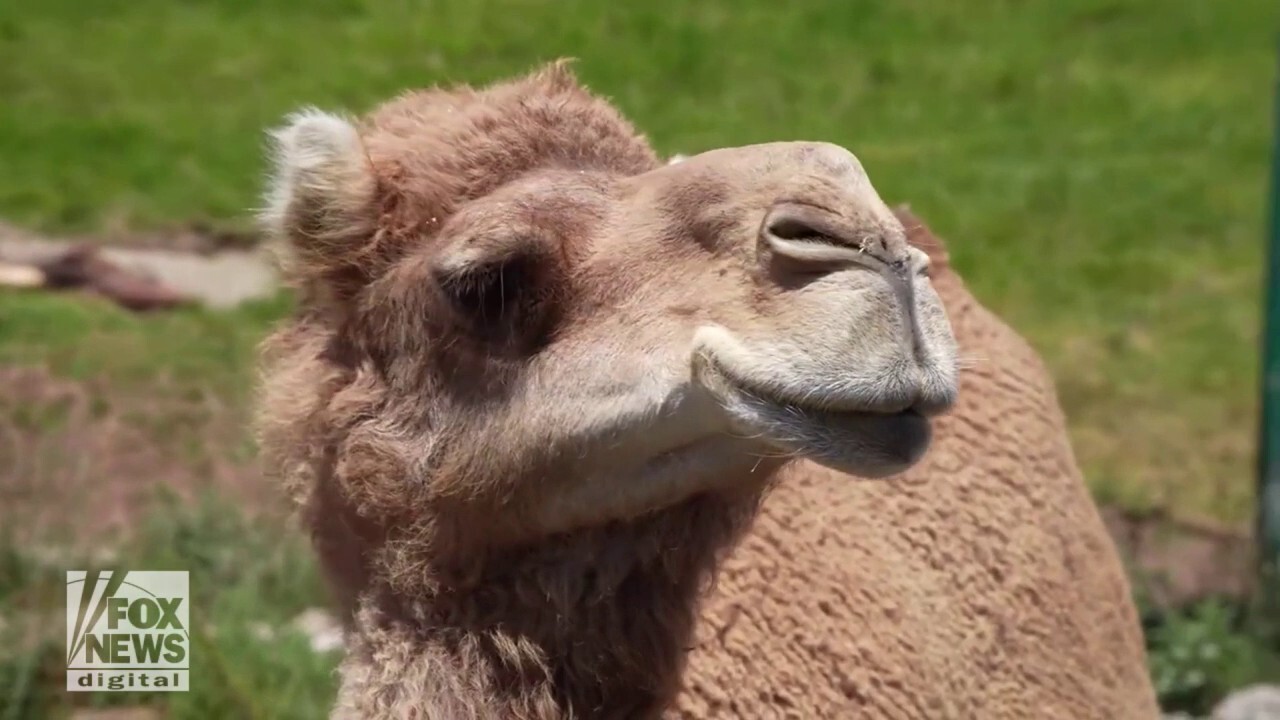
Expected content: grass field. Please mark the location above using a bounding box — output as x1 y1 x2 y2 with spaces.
1 0 1278 716
3 0 1276 523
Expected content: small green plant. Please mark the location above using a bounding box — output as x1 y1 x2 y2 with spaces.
1147 599 1280 715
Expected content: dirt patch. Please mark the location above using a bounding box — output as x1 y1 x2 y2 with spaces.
1102 506 1255 608
0 366 277 547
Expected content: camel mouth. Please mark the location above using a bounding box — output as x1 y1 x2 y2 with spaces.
693 352 932 478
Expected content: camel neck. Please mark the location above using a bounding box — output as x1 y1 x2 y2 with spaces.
338 489 764 719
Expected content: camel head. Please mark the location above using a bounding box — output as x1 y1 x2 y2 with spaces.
260 65 959 544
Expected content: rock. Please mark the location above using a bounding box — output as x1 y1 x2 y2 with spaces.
0 261 44 288
1213 685 1280 720
292 607 344 653
102 245 275 309
39 246 193 311
0 228 277 309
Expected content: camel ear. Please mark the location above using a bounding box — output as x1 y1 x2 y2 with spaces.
261 109 377 294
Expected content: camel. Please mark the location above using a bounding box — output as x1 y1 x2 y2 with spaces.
255 63 1158 718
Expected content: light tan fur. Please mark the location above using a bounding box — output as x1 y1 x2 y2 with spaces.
675 209 1160 719
255 64 1156 719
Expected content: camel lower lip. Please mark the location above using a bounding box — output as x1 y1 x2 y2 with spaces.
755 402 932 478
696 358 932 477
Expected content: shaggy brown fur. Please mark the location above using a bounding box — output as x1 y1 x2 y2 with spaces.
257 65 716 718
257 65 790 718
255 64 1156 719
674 210 1161 719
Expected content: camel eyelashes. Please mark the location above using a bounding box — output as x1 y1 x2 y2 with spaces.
431 246 561 352
435 253 533 321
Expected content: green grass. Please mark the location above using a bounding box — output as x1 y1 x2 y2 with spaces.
0 3 1277 715
0 494 339 720
0 291 287 385
5 4 1274 712
0 0 1274 524
1140 593 1280 715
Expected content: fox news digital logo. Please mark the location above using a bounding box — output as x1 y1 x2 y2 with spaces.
66 570 190 692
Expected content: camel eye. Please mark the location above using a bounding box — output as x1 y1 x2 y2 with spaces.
436 251 536 325
431 238 564 354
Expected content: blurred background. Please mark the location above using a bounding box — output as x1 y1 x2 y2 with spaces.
0 1 1276 717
